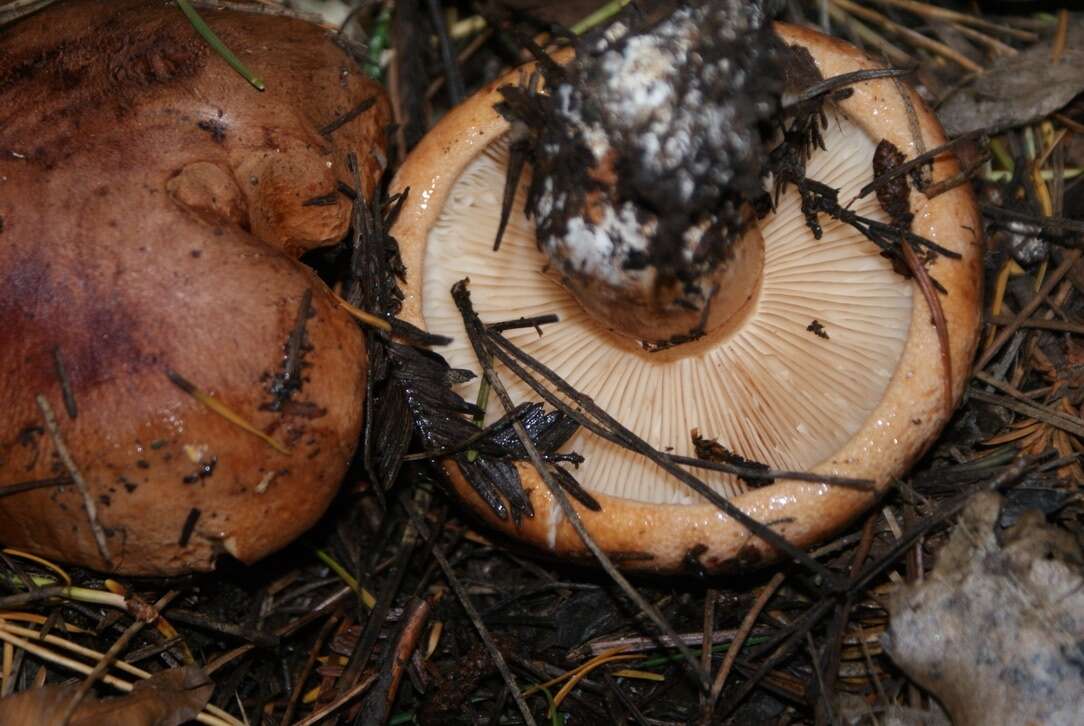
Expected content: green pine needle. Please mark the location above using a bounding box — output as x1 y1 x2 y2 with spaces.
176 0 266 91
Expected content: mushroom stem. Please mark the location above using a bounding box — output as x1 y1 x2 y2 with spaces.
501 0 783 348
548 216 765 346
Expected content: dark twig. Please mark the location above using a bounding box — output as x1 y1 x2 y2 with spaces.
357 596 432 724
166 608 279 648
0 475 71 499
982 204 1084 237
977 250 1081 369
426 0 465 103
400 493 538 726
900 240 953 417
483 325 847 589
59 591 180 725
320 96 376 136
455 280 716 691
857 131 984 199
280 612 340 726
788 67 912 107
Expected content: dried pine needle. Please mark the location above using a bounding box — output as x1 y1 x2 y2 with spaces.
166 369 289 455
610 668 666 681
334 295 393 333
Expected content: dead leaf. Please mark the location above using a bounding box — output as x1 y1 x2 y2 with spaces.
0 666 213 726
884 493 1084 726
939 16 1084 137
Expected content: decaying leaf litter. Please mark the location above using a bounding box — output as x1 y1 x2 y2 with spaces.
1 0 1084 724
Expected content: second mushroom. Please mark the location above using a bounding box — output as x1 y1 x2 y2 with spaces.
391 3 983 572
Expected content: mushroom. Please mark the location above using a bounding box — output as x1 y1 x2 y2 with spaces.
391 10 982 573
0 0 390 574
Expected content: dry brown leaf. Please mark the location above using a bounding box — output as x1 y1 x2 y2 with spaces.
939 16 1084 137
0 666 212 726
885 493 1084 726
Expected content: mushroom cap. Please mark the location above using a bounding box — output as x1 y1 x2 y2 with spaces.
391 25 982 573
0 0 389 574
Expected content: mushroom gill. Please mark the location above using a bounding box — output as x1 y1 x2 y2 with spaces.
422 108 912 504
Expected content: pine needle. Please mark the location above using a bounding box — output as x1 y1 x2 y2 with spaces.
165 370 289 455
177 0 266 91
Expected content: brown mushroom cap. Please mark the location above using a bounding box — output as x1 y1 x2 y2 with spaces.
0 0 390 574
391 24 982 573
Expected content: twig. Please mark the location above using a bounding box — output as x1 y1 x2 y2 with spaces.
292 673 377 726
400 495 538 726
455 282 715 689
59 591 179 725
969 387 1084 440
976 250 1082 369
320 96 377 136
426 0 465 103
0 625 238 726
280 612 340 726
35 395 111 567
827 4 911 67
857 131 983 200
1051 9 1070 64
0 475 72 499
900 240 953 417
830 0 983 73
357 596 432 723
985 314 1084 335
863 0 1038 42
700 573 785 724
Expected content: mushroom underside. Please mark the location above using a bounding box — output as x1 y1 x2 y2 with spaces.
422 107 913 506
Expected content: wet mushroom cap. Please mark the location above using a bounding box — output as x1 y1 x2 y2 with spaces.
392 24 982 572
0 0 390 574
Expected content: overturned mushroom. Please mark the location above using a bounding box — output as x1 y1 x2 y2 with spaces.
0 0 390 574
392 8 982 572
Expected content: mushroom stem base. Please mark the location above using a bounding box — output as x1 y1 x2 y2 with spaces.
553 224 765 350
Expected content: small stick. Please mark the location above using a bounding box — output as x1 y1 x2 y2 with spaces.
35 396 111 566
58 591 180 725
951 22 1016 57
900 241 953 418
985 314 1084 335
969 388 1084 440
863 0 1038 42
400 498 538 726
826 5 911 67
0 475 72 499
292 673 377 726
320 97 376 136
830 0 983 73
857 131 983 200
279 613 340 726
357 597 432 723
977 250 1082 369
1051 9 1070 64
700 573 785 723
